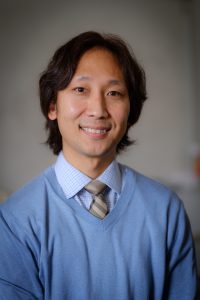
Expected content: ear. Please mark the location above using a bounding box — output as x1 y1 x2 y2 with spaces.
48 102 57 120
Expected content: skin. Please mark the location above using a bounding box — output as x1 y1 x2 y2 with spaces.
48 47 130 178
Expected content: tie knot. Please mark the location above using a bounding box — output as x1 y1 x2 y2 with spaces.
84 180 106 196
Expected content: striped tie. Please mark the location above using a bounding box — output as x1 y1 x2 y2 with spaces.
84 180 108 219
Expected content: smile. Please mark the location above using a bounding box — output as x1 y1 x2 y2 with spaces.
81 127 108 134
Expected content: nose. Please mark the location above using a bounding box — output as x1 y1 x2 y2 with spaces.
86 92 108 118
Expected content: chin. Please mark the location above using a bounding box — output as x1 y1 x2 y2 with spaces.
83 147 116 160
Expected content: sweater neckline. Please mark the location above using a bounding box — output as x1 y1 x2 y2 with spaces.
46 165 136 231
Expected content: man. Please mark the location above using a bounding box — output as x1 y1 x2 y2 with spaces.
0 31 199 299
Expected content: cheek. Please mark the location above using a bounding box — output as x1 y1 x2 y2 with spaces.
59 99 85 119
67 103 82 118
112 103 130 126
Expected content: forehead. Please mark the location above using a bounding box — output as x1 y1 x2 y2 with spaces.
79 47 118 61
74 47 124 79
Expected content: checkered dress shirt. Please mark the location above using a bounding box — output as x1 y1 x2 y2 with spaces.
54 152 122 212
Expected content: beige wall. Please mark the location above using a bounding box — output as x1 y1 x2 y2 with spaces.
194 0 200 140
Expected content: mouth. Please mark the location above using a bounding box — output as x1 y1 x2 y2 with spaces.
81 127 108 134
79 125 111 137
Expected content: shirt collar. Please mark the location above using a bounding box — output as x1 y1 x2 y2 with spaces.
97 160 121 194
54 152 122 199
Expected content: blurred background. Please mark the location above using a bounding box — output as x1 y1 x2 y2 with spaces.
0 0 199 272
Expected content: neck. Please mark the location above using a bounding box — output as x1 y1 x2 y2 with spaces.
62 152 116 179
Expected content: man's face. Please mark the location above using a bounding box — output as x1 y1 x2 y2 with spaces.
48 48 130 170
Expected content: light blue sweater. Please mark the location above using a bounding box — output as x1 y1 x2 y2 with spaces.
0 165 198 299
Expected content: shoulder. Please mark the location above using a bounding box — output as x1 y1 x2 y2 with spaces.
120 163 182 211
0 166 60 218
120 164 191 246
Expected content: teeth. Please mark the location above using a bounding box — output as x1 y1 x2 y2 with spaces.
82 128 107 134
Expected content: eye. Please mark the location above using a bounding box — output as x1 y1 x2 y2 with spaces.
107 91 122 97
74 87 86 93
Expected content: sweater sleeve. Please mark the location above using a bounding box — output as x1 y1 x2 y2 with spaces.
165 196 199 299
0 210 43 300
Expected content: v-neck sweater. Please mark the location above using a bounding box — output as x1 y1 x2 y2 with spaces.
0 165 198 299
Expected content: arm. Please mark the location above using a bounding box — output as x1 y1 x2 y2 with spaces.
0 211 43 300
165 198 199 299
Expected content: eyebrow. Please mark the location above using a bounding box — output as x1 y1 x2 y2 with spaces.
75 76 91 81
75 76 124 86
